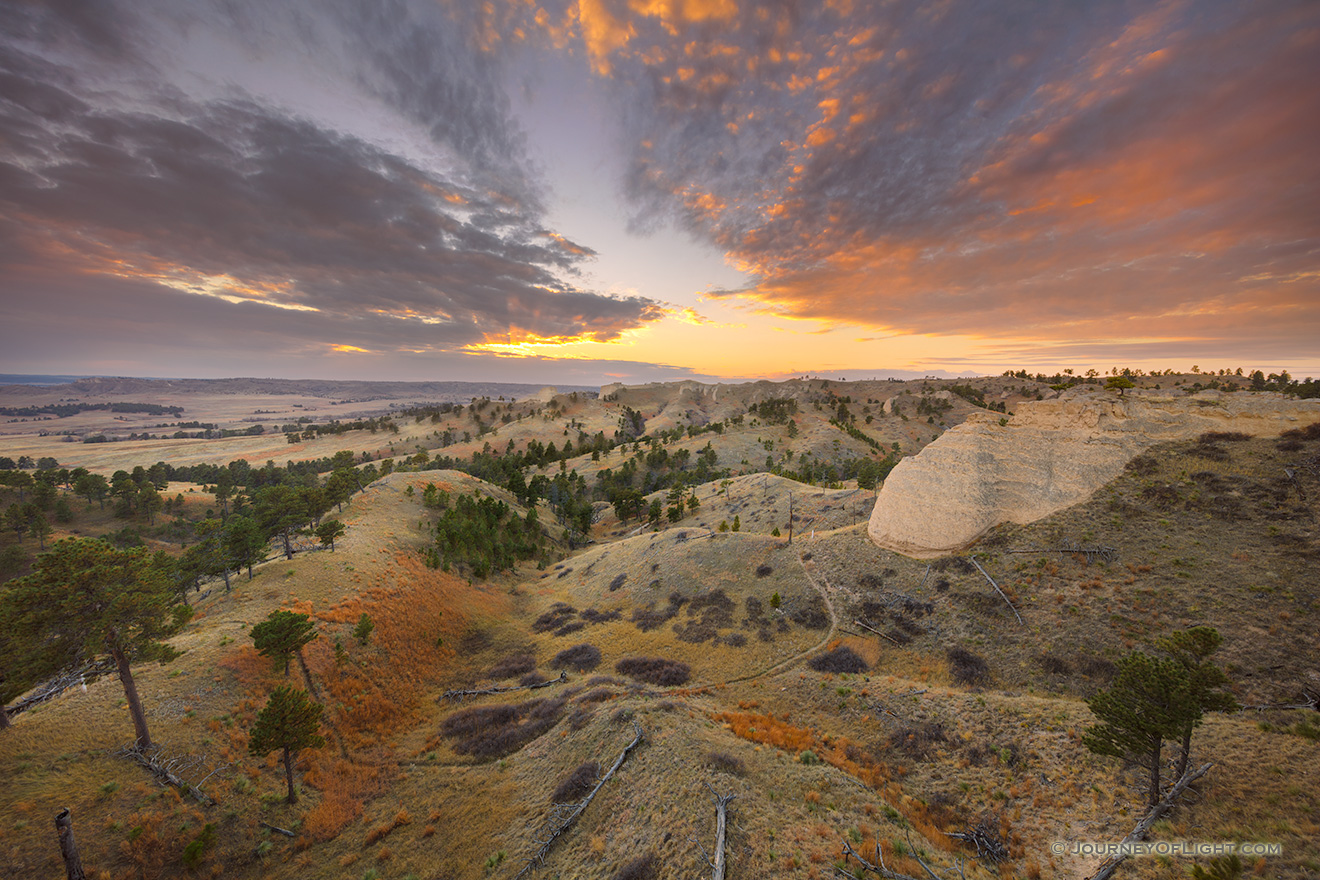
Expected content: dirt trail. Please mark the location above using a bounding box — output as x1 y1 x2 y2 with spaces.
723 539 840 684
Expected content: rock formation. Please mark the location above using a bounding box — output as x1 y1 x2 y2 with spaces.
868 390 1320 558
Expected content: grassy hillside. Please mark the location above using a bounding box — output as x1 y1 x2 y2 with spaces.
3 379 1318 880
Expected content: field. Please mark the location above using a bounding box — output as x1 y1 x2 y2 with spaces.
2 375 1318 880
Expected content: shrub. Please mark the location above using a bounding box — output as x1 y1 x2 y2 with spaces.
580 608 622 624
551 761 599 803
532 603 578 633
791 596 830 630
1037 653 1072 676
611 853 658 880
181 823 215 868
488 654 536 680
1198 431 1250 443
798 749 820 765
440 699 566 760
809 646 867 674
755 563 773 577
947 646 990 685
608 573 627 591
889 722 947 761
631 601 679 632
707 751 746 776
615 657 691 686
1190 442 1229 461
552 644 602 672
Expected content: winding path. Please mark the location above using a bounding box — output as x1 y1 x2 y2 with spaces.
722 539 841 685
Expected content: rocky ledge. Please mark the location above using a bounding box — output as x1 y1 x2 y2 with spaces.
867 390 1320 558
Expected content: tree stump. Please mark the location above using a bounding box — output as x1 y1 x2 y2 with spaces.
54 808 87 880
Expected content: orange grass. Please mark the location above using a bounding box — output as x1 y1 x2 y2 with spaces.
295 553 509 840
715 710 954 851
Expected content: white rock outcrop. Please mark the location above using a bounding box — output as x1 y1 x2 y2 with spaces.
868 390 1320 558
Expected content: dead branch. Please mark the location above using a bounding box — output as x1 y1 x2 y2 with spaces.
260 821 295 838
441 670 568 701
119 743 229 807
855 619 901 645
1240 691 1317 712
946 815 1008 863
1006 543 1118 564
967 557 1022 624
905 828 941 880
699 781 736 880
837 837 924 880
514 722 643 878
7 661 115 718
1085 762 1213 880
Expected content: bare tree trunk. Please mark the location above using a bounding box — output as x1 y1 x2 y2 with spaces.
1175 723 1192 781
705 784 736 880
54 808 87 880
282 746 297 803
111 644 151 750
1148 734 1162 808
1087 762 1213 880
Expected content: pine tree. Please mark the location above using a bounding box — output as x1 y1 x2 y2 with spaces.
0 539 191 748
1155 627 1238 778
353 613 375 647
1083 652 1196 806
248 686 325 803
251 610 318 676
315 519 345 551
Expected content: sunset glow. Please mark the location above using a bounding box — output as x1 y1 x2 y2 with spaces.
1 1 1316 383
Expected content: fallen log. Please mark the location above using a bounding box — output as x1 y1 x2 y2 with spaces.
967 557 1023 624
515 722 643 878
260 821 295 838
854 619 901 645
119 743 227 807
1085 762 1213 880
441 670 568 701
697 782 736 880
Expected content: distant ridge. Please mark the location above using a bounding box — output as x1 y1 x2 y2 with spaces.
0 376 598 401
0 373 92 386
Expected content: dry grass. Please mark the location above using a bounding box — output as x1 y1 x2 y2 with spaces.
5 390 1319 879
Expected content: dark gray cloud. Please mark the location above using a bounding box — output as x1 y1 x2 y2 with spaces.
0 0 664 369
580 0 1319 356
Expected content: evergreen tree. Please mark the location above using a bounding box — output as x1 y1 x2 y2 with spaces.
226 515 267 580
253 485 308 560
1083 651 1197 806
248 686 325 803
353 613 375 647
0 539 191 748
1155 627 1238 778
315 519 345 551
251 610 318 676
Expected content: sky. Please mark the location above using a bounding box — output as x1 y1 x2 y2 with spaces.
1 0 1317 386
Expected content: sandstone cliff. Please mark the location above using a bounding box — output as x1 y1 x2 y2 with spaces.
867 390 1320 558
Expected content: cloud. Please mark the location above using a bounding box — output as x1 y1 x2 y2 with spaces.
0 266 709 383
550 0 1319 359
0 0 665 367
